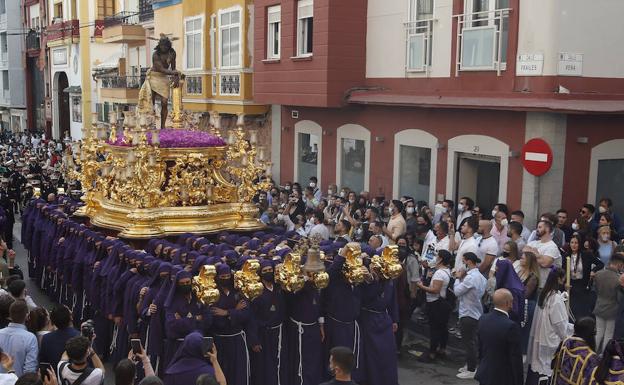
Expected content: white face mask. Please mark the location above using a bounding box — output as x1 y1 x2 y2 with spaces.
285 186 291 191
328 189 334 196
602 234 609 242
501 219 509 227
599 206 607 214
406 207 415 215
309 182 316 188
491 209 498 218
349 199 355 204
340 192 346 198
457 203 465 212
572 222 579 231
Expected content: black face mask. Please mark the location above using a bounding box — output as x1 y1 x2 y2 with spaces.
502 251 510 258
178 284 192 295
218 277 234 289
261 272 275 283
398 246 409 261
226 259 237 268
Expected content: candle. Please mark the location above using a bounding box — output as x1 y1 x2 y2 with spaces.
237 114 245 127
109 111 117 124
127 150 136 164
257 146 265 162
241 155 248 166
266 162 273 176
148 154 157 167
206 185 213 197
139 114 148 127
151 130 160 145
249 130 258 145
228 130 236 145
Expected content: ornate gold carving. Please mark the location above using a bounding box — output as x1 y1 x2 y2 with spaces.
275 253 306 293
370 246 404 280
193 265 220 305
341 242 368 285
234 259 264 301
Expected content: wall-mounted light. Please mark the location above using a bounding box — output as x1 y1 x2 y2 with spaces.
291 110 299 119
281 126 290 132
576 137 588 144
436 143 446 149
508 150 520 158
375 136 384 142
323 130 332 136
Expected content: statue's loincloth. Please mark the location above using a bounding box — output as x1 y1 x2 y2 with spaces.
138 69 171 113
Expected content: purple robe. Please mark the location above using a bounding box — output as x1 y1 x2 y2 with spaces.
322 254 362 379
552 337 599 385
358 278 399 385
285 283 322 385
164 332 215 385
249 283 286 385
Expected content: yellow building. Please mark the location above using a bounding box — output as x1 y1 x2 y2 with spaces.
154 0 268 121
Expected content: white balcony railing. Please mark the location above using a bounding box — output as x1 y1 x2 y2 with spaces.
454 8 511 76
404 19 434 74
0 52 7 68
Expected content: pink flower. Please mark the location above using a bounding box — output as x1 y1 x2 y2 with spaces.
107 129 226 148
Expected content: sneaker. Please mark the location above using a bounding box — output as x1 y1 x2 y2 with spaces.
456 370 476 379
458 365 467 373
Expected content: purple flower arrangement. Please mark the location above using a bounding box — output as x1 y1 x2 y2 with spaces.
108 128 226 148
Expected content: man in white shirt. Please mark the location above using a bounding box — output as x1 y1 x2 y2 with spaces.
491 211 510 253
526 220 562 289
476 220 499 274
454 218 479 272
422 221 451 264
456 196 474 228
308 211 330 240
454 252 487 379
510 210 532 242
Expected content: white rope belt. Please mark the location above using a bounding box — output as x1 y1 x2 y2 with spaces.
144 324 151 352
80 291 87 321
71 293 77 313
110 324 119 355
268 323 283 385
327 316 361 369
215 331 250 385
289 317 317 385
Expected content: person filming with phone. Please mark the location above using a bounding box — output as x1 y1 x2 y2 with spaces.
57 336 105 385
163 332 226 385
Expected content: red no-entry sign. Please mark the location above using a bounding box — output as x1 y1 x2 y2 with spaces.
521 138 553 176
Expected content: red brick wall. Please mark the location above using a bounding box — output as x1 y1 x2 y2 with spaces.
280 105 526 208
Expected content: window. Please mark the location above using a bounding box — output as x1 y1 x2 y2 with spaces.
185 17 203 70
0 0 5 15
337 124 370 192
267 6 281 59
219 9 241 68
297 0 313 56
2 70 8 90
399 146 431 201
460 0 509 71
186 76 203 95
297 132 319 185
54 3 63 20
406 0 434 71
72 96 82 123
212 76 217 96
97 0 116 18
210 14 216 70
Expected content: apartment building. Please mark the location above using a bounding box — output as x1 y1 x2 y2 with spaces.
23 0 48 134
254 0 624 222
0 0 27 132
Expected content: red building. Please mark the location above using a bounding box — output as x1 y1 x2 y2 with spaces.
254 0 624 223
23 0 49 134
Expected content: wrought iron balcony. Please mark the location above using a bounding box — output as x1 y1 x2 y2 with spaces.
139 0 154 22
26 30 41 52
101 75 144 89
104 11 140 28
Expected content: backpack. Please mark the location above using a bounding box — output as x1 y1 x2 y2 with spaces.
58 362 95 385
443 270 457 308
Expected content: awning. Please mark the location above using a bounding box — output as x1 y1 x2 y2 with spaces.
347 91 624 115
63 86 82 94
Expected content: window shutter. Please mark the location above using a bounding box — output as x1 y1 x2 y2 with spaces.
298 0 313 18
268 6 281 23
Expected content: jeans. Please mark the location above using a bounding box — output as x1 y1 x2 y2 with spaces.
427 299 451 352
596 316 616 353
460 316 479 371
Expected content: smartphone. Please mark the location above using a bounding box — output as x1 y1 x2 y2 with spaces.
131 339 142 355
201 337 214 356
39 362 52 381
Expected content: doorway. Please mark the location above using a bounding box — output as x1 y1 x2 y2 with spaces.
55 71 70 139
596 158 624 222
455 152 500 212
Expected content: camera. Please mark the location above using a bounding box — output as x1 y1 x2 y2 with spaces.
81 320 95 340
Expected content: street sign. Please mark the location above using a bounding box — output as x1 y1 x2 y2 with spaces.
521 138 553 176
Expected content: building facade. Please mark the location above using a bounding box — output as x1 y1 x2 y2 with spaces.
23 0 48 134
254 0 624 223
1 0 27 132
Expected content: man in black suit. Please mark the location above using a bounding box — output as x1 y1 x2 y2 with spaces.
475 289 524 385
